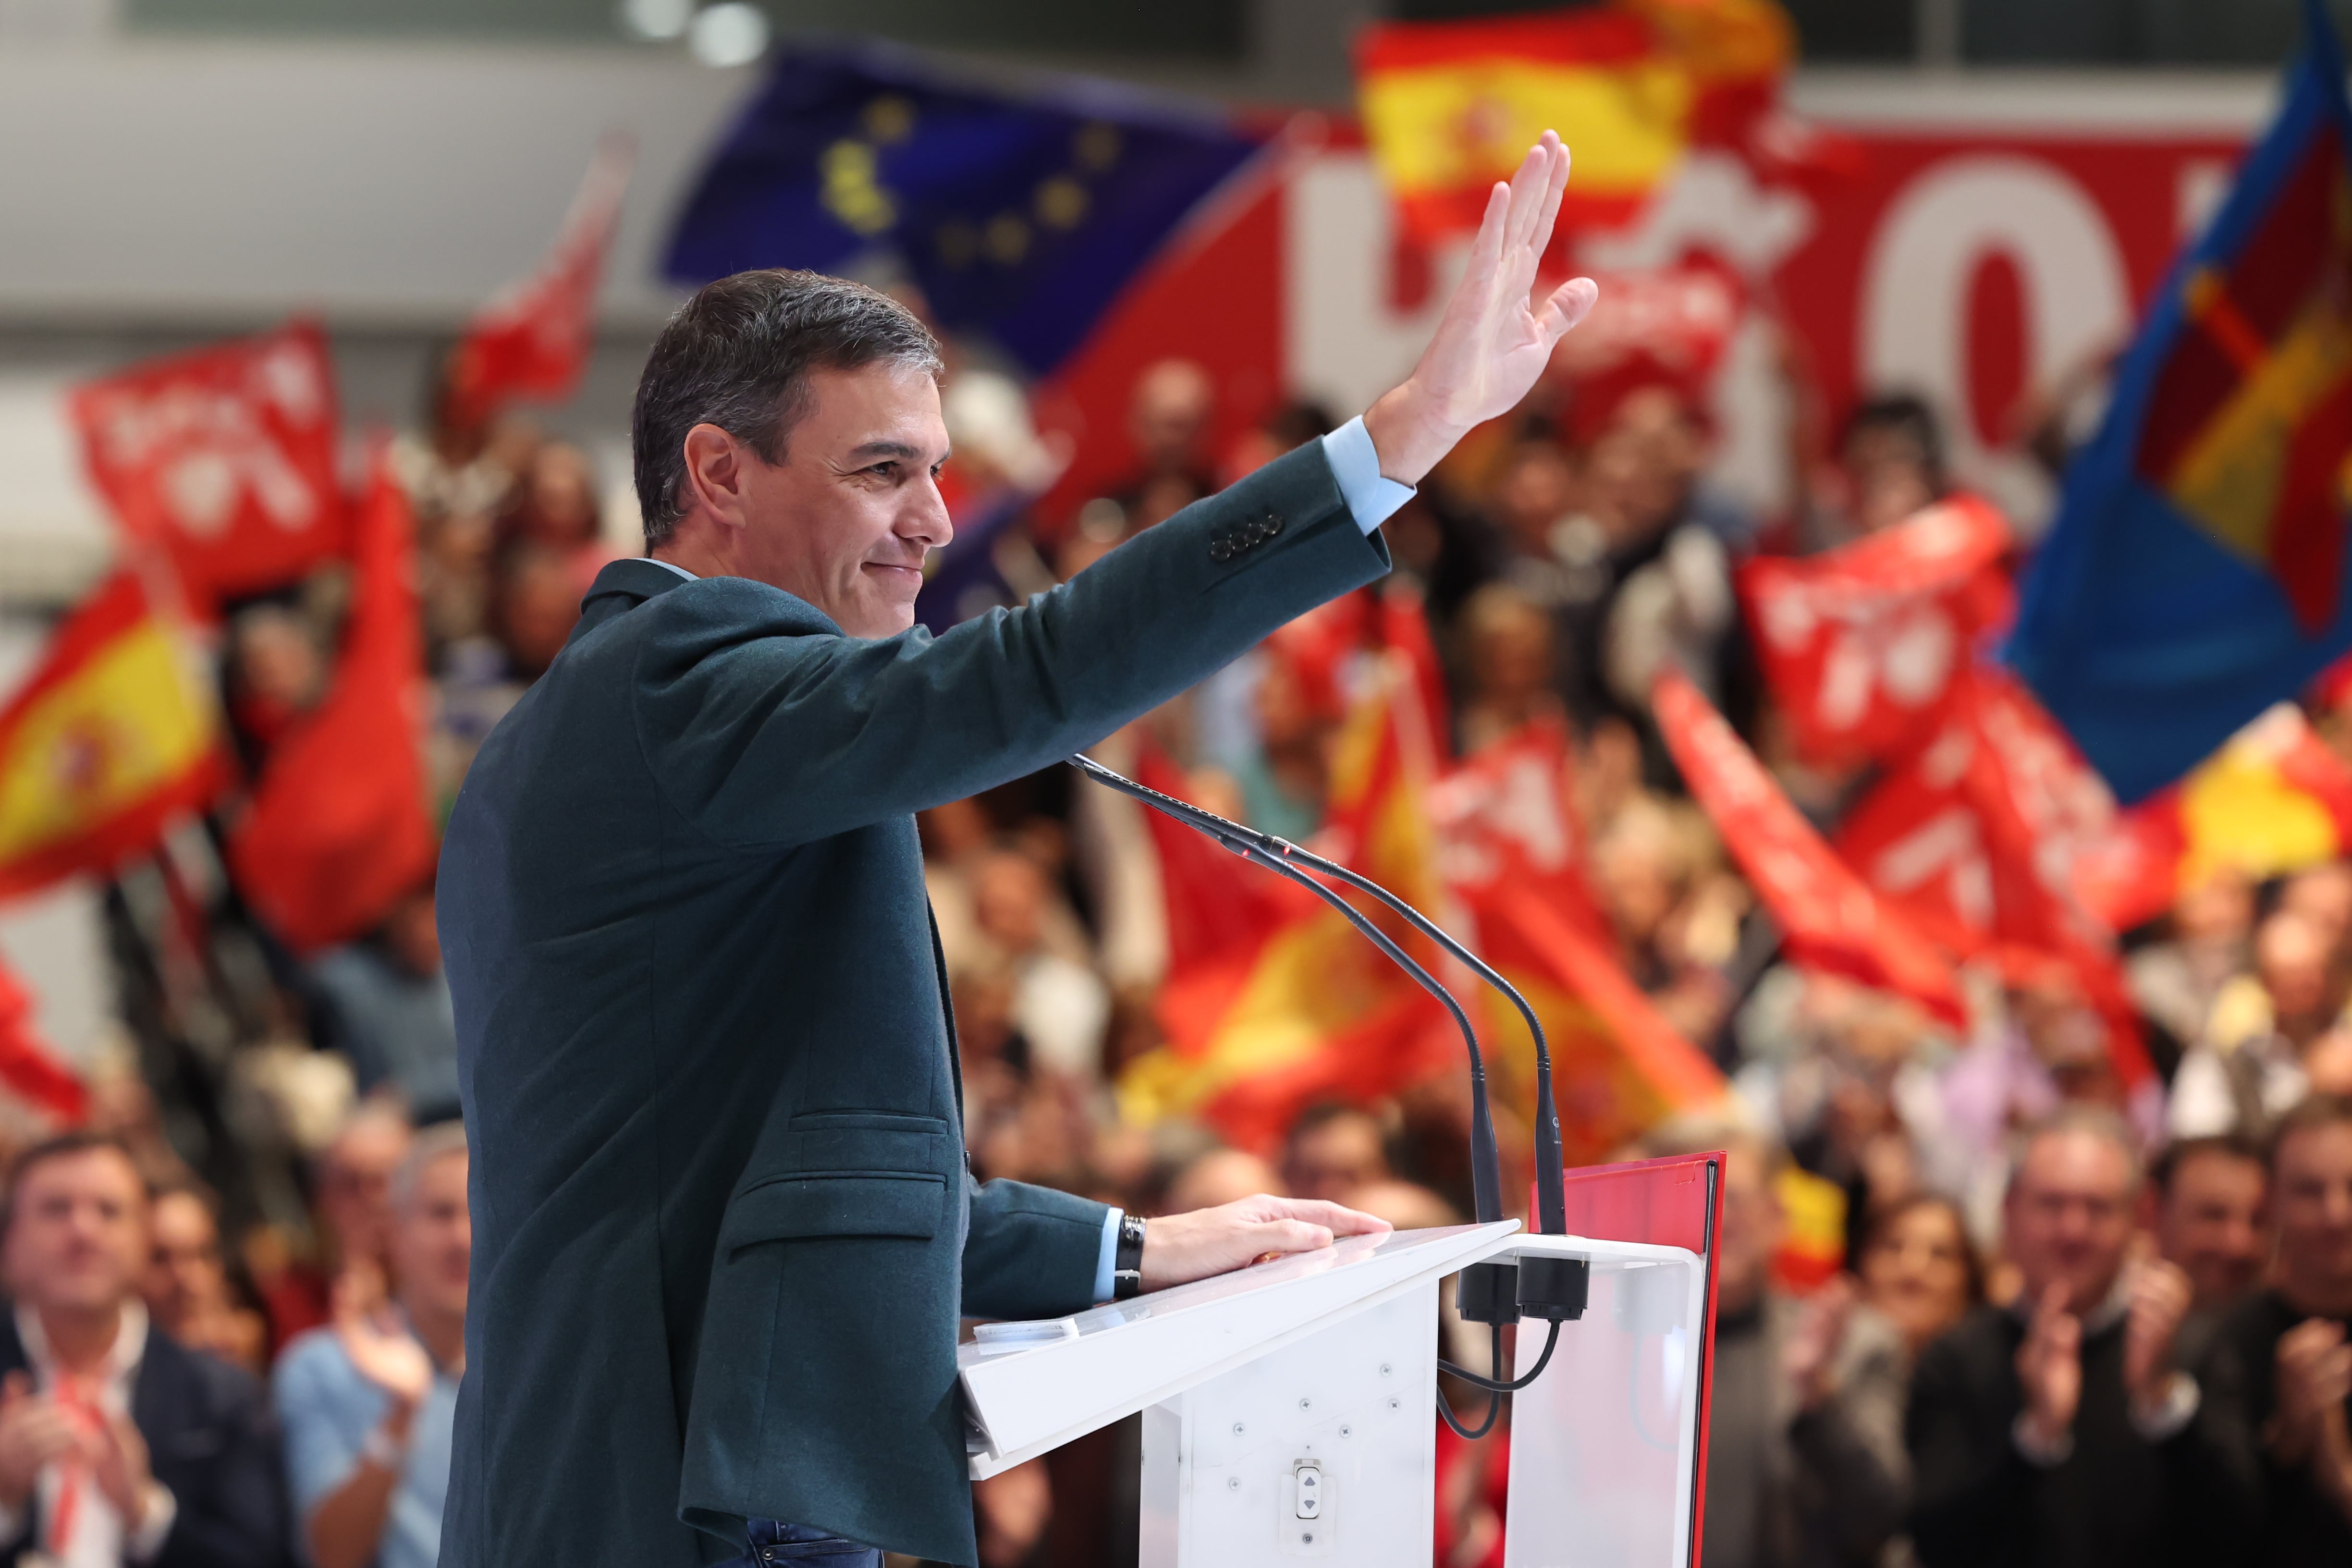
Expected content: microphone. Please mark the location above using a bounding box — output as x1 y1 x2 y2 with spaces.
1068 753 1576 1324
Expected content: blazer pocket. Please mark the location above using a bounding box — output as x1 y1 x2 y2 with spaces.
720 1170 946 1256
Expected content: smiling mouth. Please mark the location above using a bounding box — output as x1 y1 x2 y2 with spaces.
865 562 923 583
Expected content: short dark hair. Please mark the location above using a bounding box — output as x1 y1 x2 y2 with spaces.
2152 1133 2266 1197
2269 1093 2352 1171
1841 392 1947 491
631 269 943 546
4 1131 141 1229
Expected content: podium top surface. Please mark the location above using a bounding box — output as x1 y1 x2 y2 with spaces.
960 1221 1519 1472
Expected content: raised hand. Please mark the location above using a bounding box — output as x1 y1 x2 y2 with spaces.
88 1407 156 1527
332 1261 433 1409
2121 1260 2194 1416
1363 131 1600 486
1782 1275 1858 1411
0 1373 75 1509
2015 1281 2083 1451
2273 1318 2352 1466
1138 1194 1393 1291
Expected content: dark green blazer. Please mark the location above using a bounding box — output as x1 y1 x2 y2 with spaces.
434 441 1389 1568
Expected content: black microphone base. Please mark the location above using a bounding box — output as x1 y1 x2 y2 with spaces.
1515 1255 1589 1321
1456 1261 1522 1325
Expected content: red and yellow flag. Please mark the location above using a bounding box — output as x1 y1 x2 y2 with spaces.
1119 651 1456 1154
1435 717 1724 1164
0 568 227 899
1355 0 1793 241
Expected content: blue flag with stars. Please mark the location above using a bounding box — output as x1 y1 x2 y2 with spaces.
664 38 1260 376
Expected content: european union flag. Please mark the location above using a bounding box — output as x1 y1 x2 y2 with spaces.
663 37 1259 376
2009 0 2352 803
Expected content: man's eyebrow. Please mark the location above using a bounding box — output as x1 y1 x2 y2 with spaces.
842 440 928 464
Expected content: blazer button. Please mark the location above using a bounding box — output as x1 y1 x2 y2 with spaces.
1264 514 1284 536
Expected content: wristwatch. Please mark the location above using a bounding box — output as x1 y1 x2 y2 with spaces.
1113 1212 1147 1299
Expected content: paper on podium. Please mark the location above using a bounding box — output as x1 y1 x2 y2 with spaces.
959 1221 1517 1475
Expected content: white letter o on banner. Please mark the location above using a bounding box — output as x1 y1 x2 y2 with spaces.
1859 154 2131 529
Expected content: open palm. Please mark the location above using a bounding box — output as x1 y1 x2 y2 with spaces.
1366 133 1599 482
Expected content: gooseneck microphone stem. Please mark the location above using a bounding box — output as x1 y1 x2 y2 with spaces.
1070 751 1566 1236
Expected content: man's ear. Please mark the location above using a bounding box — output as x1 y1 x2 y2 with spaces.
680 423 756 531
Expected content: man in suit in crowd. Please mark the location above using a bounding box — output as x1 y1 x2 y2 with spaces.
2187 1093 2352 1567
0 1133 290 1568
1907 1109 2199 1568
438 129 1598 1568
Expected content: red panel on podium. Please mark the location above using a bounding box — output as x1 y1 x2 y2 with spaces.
1517 1152 1725 1568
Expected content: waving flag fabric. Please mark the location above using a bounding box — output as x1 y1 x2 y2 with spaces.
1355 0 1793 243
1654 666 1967 1026
0 568 226 899
1740 494 2014 768
666 40 1256 376
2072 703 2352 931
226 451 437 954
1116 655 1453 1154
1835 669 2156 1089
69 322 343 612
2010 0 2352 802
446 134 633 428
0 960 85 1125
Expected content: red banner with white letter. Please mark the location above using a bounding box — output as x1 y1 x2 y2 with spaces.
70 321 343 611
1738 493 2014 767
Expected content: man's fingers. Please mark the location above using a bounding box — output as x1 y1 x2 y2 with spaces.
1539 276 1601 342
1260 1196 1393 1236
1529 138 1571 257
1503 137 1552 249
1253 1219 1337 1256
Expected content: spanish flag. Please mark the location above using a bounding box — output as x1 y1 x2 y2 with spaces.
1117 652 1457 1154
1355 0 1792 241
0 567 226 899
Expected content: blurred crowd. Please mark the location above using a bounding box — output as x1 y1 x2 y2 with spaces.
0 311 2348 1568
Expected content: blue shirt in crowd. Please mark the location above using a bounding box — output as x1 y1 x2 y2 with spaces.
273 1326 458 1568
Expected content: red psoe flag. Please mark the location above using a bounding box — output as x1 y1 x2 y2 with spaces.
1653 665 1967 1026
445 134 634 427
69 322 343 611
225 448 437 955
1738 494 2015 768
0 960 86 1125
1836 669 2156 1090
0 567 228 899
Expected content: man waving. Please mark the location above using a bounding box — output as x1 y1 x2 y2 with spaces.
436 133 1596 1568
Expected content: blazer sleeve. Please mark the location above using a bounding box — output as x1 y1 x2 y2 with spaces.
959 1169 1110 1323
633 441 1391 850
158 1360 297 1568
1905 1325 2031 1568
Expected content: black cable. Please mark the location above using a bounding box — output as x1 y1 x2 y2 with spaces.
1438 1319 1562 1393
1436 1326 1506 1441
1070 752 1566 1235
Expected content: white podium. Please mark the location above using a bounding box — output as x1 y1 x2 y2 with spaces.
960 1158 1722 1568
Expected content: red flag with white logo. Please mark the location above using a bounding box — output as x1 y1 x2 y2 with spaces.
445 134 633 428
1431 715 1609 942
1837 668 2156 1088
69 321 342 611
1653 665 1967 1026
1738 494 2014 768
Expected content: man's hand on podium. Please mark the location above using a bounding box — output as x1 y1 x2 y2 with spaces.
1361 130 1599 487
1139 1194 1393 1291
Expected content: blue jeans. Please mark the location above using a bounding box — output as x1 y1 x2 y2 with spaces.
725 1520 881 1566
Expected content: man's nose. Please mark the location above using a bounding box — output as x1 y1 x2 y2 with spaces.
904 476 955 551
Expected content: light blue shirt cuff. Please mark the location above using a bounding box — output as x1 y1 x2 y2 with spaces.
1320 416 1415 535
1093 1207 1124 1303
